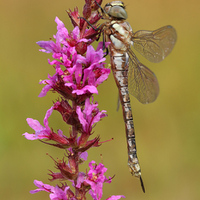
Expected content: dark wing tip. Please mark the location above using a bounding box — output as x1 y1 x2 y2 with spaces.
140 176 145 193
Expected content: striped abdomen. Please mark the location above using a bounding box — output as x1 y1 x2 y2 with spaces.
107 21 145 191
110 49 141 178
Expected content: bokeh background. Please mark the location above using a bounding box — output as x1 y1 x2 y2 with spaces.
1 0 200 199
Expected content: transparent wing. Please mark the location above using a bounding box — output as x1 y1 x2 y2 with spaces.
128 50 159 104
132 25 177 63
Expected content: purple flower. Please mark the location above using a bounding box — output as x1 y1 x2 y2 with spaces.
23 106 53 140
30 180 69 200
38 74 58 97
37 17 89 53
76 160 126 200
37 17 110 100
76 98 107 134
106 195 125 200
37 17 89 60
63 44 110 96
86 161 111 200
80 151 88 161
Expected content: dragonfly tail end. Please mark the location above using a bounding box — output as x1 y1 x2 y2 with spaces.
140 176 145 193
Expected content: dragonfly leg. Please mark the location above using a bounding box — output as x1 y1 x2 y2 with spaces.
102 31 109 55
103 48 109 57
78 17 100 31
93 0 106 15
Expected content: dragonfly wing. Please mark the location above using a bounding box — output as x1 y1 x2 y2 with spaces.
128 50 159 104
132 25 177 63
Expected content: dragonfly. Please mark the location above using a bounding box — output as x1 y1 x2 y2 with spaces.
89 0 177 192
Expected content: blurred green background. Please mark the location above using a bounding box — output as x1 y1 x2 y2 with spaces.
1 0 200 199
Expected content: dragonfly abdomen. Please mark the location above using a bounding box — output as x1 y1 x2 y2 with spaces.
110 50 142 178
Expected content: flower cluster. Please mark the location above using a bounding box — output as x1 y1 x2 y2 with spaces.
23 0 125 199
30 161 124 200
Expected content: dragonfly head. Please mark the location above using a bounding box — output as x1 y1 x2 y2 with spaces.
104 1 127 20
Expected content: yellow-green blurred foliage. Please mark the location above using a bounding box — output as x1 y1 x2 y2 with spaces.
1 0 200 199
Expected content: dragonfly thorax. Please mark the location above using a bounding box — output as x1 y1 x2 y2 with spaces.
107 21 132 52
104 1 127 20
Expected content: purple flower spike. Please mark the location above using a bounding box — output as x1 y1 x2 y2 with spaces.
24 1 126 199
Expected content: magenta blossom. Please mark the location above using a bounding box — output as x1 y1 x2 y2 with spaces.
23 105 71 147
23 106 54 140
106 195 125 200
86 161 111 200
37 17 110 102
75 161 125 200
30 161 125 200
37 17 89 55
64 45 109 96
38 74 58 98
76 98 107 134
30 180 69 200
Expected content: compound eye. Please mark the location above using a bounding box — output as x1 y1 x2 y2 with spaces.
109 5 127 19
